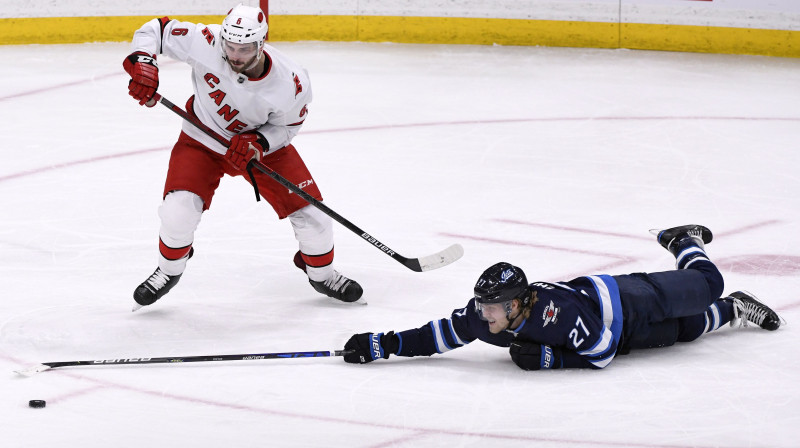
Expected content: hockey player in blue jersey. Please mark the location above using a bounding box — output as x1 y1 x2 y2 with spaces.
343 224 782 370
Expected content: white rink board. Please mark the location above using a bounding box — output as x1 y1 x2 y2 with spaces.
268 0 621 22
0 0 258 18
3 0 800 30
621 0 800 30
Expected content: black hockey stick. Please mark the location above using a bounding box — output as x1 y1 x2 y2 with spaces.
147 93 463 272
15 349 353 376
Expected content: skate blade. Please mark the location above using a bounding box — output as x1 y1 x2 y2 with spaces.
131 302 144 312
342 297 368 306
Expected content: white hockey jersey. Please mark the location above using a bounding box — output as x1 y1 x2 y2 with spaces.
130 17 312 155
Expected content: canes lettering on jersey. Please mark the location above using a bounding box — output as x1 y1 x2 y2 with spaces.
202 73 248 133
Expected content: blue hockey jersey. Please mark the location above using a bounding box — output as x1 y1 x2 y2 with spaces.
395 275 623 369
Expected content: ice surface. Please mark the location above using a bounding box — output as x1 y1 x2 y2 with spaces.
1 41 799 447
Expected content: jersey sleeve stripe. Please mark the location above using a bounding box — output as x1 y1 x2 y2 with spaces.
157 17 171 55
430 320 451 354
582 275 624 368
437 320 454 351
577 327 613 356
448 319 468 346
587 352 615 369
586 275 623 341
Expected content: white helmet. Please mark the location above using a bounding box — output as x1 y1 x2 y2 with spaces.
221 4 268 46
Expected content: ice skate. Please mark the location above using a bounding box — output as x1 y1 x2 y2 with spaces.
133 268 183 310
650 224 713 256
133 248 193 311
729 291 782 331
309 271 364 303
294 251 364 303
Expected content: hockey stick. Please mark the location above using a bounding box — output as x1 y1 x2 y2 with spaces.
15 349 352 376
147 93 463 272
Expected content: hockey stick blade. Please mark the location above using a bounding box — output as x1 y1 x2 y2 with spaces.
14 364 51 377
404 243 464 272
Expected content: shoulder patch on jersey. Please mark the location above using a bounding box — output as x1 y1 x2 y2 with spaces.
201 27 215 45
292 73 303 97
542 300 560 327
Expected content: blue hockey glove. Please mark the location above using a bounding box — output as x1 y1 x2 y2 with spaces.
343 332 398 364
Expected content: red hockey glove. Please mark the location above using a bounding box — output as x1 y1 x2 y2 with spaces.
123 52 159 106
226 132 269 171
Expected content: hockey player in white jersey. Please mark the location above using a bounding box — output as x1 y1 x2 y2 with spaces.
123 4 363 308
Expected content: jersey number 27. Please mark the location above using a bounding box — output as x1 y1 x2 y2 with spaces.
569 316 590 348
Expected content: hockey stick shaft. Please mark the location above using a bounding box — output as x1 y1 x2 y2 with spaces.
149 93 463 272
16 350 352 376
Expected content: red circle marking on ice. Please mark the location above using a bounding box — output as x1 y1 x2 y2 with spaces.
716 254 800 276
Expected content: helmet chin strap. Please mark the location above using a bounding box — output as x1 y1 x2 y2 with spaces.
501 299 525 332
242 53 261 72
502 312 520 332
247 42 264 69
500 303 521 332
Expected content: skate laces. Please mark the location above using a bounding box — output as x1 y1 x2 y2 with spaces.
146 269 171 290
323 271 350 292
733 298 767 328
730 291 783 330
686 228 702 238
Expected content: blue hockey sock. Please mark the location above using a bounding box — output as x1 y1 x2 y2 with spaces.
674 241 710 270
703 299 735 333
677 299 734 342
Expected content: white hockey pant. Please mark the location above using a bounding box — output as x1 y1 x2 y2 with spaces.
289 204 335 282
158 190 203 276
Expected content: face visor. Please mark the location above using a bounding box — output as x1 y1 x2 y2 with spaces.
475 299 514 322
221 39 260 62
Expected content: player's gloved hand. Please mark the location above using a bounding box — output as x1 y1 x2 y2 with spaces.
122 52 159 106
226 132 269 171
510 341 545 371
343 331 398 364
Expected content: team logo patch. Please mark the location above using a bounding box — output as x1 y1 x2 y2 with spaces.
500 268 514 282
542 300 560 327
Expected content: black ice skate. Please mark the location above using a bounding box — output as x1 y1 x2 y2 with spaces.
651 224 713 257
133 248 193 310
729 291 782 331
294 251 363 303
309 271 364 303
133 268 183 308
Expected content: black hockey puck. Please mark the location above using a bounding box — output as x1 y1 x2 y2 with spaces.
29 400 46 408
